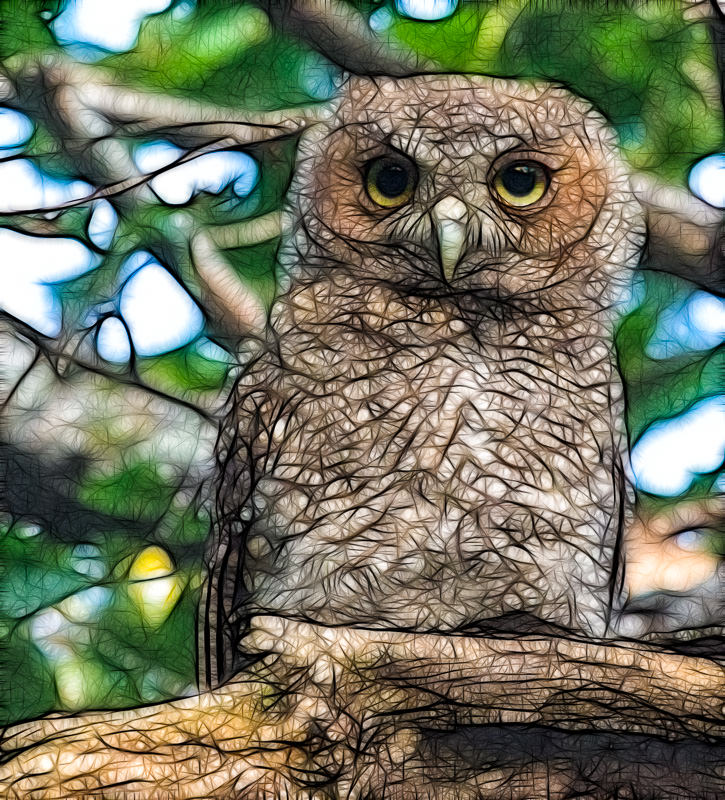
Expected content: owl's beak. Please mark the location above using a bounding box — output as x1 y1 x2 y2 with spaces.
431 196 468 282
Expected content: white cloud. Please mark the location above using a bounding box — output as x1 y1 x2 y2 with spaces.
52 0 173 53
195 337 231 363
118 250 156 283
298 54 338 101
646 291 725 359
30 608 67 643
631 395 725 496
395 0 458 21
0 228 98 336
119 254 204 356
688 153 725 208
133 140 258 205
172 0 195 20
369 7 394 31
96 316 131 363
69 543 106 579
0 108 34 149
87 200 118 249
133 140 181 173
0 159 91 213
672 529 709 553
58 586 112 622
30 587 111 660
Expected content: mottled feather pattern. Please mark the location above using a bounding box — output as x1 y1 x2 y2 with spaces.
210 74 646 679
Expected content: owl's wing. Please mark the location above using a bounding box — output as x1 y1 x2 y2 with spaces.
201 342 284 687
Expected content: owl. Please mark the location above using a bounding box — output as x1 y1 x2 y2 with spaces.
205 74 645 684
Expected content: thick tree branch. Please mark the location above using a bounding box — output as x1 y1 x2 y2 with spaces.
2 618 724 798
11 57 324 138
632 172 724 292
264 0 435 76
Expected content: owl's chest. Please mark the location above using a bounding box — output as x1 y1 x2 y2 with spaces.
261 320 618 509
240 303 623 632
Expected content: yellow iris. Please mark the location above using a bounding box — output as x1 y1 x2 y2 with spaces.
365 155 417 208
492 161 549 207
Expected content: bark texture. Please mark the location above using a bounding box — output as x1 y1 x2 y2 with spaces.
2 617 724 799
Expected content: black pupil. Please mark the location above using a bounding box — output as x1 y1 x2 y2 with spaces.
375 161 410 198
501 164 538 196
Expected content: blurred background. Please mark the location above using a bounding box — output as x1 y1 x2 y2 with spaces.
0 0 723 726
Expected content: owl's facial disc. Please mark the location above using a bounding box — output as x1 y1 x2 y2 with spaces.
292 75 637 306
361 153 554 285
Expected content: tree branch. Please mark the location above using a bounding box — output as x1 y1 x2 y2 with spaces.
632 172 724 292
11 56 325 135
2 618 724 798
264 0 435 76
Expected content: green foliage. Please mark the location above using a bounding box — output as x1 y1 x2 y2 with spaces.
393 0 723 182
79 462 177 521
617 272 725 443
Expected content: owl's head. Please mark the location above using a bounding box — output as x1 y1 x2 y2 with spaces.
283 74 644 317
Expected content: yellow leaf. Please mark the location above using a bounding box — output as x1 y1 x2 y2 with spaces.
128 545 175 581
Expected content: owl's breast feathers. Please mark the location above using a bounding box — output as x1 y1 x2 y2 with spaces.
219 275 627 637
210 75 647 665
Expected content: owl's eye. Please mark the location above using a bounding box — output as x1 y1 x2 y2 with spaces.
365 155 417 208
492 161 549 208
